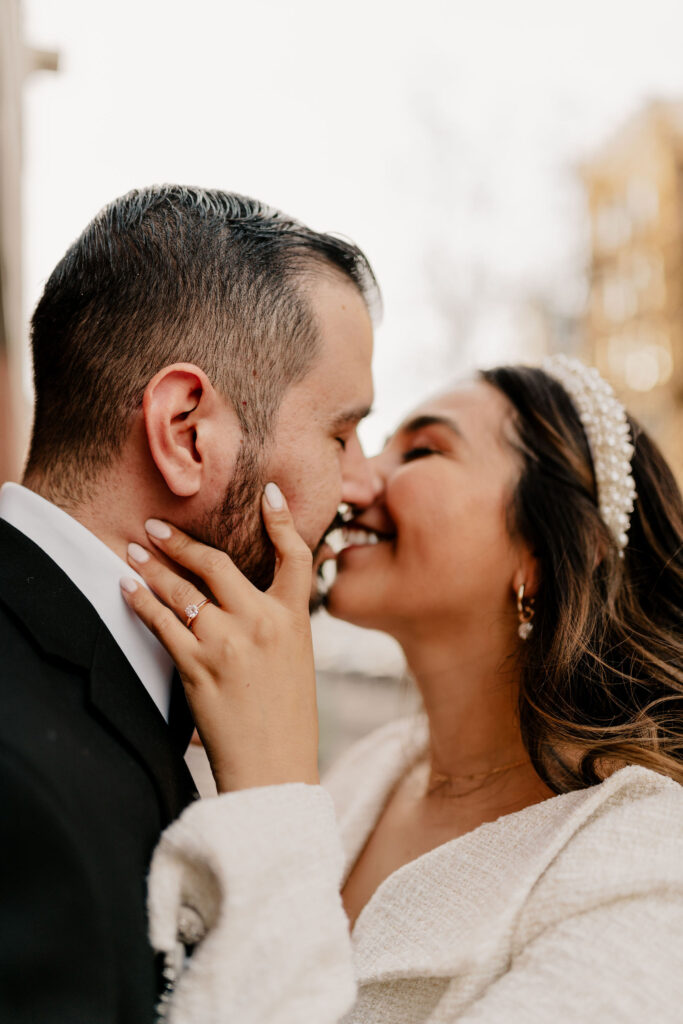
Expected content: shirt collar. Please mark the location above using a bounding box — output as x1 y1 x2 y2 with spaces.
0 482 173 721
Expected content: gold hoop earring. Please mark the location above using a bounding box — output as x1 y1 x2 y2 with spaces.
517 584 535 640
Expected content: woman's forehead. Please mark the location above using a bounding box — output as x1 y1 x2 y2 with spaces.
397 380 513 442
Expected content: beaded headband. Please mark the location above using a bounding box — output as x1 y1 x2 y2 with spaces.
542 355 637 555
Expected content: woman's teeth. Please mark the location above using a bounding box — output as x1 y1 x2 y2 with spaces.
323 527 386 554
341 528 379 548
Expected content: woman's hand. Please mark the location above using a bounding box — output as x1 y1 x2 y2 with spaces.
120 483 320 794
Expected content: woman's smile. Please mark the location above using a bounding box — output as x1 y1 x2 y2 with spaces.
325 380 524 637
336 524 395 559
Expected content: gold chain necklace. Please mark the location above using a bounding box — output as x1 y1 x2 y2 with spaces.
426 758 530 797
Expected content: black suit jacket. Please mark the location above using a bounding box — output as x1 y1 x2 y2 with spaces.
0 520 197 1023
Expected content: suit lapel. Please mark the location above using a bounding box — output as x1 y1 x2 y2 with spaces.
0 520 196 824
0 519 101 668
89 626 197 823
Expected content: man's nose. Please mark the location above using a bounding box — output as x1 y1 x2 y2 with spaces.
341 435 383 509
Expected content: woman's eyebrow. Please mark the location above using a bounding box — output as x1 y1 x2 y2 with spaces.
387 413 467 446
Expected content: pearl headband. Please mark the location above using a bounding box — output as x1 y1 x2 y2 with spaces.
542 355 637 555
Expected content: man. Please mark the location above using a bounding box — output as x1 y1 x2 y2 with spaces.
0 186 379 1023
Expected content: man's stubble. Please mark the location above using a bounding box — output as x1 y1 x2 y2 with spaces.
199 444 274 593
196 442 329 610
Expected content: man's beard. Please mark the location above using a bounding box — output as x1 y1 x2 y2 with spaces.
194 444 342 612
198 444 276 593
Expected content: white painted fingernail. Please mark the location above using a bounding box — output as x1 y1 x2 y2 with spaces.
128 542 150 563
120 577 139 593
264 482 285 510
145 518 172 539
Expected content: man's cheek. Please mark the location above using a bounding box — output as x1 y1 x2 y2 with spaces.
286 498 319 551
284 461 340 549
311 481 342 546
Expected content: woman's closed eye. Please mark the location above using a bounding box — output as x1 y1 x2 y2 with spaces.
402 446 441 463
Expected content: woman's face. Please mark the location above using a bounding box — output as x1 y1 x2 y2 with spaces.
325 380 531 638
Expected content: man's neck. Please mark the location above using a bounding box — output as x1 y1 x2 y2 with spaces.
22 474 154 566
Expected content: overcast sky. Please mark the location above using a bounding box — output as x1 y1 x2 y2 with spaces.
23 0 683 453
22 0 683 669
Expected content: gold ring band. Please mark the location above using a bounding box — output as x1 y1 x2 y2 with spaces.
184 598 210 630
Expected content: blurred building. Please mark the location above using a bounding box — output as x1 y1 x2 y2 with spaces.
581 100 683 482
0 0 57 483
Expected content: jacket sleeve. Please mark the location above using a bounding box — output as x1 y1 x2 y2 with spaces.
147 783 356 1024
451 890 683 1023
0 749 116 1024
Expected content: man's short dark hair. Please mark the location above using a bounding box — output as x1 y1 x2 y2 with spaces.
25 185 379 501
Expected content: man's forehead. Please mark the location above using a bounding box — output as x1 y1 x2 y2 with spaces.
289 273 374 427
308 276 374 357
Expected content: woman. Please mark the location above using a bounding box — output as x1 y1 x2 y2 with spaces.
121 356 683 1023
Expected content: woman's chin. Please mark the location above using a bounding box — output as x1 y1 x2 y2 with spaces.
323 542 399 627
325 576 388 631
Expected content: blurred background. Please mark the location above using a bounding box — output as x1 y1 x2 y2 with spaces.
3 0 683 779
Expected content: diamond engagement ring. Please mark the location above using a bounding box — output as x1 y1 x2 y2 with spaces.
185 598 210 630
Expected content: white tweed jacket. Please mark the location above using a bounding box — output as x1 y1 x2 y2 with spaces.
148 716 683 1023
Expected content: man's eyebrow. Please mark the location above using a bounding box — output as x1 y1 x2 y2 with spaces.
388 413 467 445
329 405 373 431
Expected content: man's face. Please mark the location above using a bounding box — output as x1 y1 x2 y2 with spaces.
264 274 376 551
202 273 376 594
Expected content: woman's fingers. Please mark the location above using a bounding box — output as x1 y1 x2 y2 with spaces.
128 481 314 630
119 576 197 670
120 488 321 794
142 518 254 609
262 483 314 606
126 542 217 639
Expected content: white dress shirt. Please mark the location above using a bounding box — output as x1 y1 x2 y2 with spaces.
0 481 173 721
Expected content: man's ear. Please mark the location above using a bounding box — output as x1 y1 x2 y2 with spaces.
142 363 242 497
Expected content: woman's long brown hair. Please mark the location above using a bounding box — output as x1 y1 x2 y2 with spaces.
481 365 683 793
